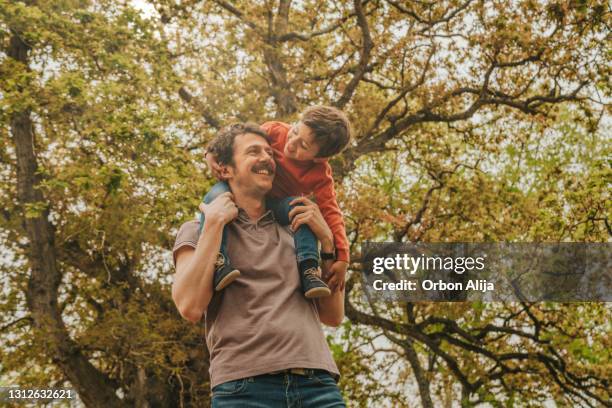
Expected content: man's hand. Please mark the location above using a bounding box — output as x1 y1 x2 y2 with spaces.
199 192 238 227
288 196 334 250
326 260 348 293
205 151 224 180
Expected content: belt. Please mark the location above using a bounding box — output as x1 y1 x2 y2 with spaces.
268 368 314 376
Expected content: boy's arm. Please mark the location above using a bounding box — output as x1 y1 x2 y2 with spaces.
260 121 288 144
312 163 350 264
205 151 224 180
291 164 349 292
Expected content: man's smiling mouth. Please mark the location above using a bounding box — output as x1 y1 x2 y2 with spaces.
252 164 274 176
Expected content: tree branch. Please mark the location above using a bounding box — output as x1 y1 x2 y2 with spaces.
7 32 128 408
333 0 374 108
178 86 221 129
213 0 264 34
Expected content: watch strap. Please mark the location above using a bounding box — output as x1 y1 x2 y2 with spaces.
320 250 336 260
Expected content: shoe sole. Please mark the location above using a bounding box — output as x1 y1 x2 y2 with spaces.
215 270 241 291
305 287 332 298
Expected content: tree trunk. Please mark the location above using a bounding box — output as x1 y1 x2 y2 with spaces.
8 33 128 408
403 339 434 408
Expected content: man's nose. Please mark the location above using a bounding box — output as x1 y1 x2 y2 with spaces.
260 153 275 169
257 153 272 165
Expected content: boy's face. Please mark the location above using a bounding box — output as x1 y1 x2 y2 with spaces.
284 122 321 161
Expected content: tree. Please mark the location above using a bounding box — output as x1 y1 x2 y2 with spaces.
1 0 609 406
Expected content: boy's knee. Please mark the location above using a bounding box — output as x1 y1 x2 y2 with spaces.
285 196 302 209
205 182 230 203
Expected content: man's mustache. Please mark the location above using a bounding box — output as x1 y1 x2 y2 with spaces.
252 162 275 174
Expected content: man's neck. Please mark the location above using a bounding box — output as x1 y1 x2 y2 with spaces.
232 189 267 220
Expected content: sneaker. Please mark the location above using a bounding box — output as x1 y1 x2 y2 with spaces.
213 253 241 291
301 267 331 298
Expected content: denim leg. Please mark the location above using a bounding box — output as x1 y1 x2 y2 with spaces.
211 372 345 408
267 196 319 263
211 375 286 408
296 371 346 407
199 182 231 262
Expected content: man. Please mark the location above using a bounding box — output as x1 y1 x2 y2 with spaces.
172 123 346 407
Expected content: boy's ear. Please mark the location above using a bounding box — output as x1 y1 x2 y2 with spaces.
218 164 231 180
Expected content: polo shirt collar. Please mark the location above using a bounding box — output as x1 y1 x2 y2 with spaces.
235 207 275 226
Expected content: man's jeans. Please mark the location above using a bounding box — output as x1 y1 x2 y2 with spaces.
199 181 319 266
211 370 346 407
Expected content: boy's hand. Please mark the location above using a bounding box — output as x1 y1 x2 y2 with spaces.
205 151 224 180
326 260 348 293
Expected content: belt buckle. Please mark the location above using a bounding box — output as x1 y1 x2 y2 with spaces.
268 368 310 376
289 368 308 376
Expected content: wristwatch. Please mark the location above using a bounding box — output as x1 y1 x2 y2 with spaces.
320 250 336 260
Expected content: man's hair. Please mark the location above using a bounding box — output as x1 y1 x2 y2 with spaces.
301 105 352 157
207 122 269 165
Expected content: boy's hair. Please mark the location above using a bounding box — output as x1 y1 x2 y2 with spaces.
207 122 269 166
301 105 352 157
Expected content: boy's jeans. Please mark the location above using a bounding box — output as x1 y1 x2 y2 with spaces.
199 181 319 266
211 370 346 407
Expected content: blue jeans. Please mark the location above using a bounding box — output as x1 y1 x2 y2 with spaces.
199 182 319 266
211 370 346 407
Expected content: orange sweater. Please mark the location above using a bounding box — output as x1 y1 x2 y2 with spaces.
262 121 349 263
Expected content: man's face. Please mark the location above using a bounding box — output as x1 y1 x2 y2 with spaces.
225 132 276 196
284 122 321 161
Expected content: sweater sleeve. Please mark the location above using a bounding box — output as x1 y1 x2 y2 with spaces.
312 164 350 263
260 121 286 145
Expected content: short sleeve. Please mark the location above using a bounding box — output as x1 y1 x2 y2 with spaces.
172 220 200 266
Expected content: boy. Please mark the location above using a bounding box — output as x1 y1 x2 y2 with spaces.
200 106 351 298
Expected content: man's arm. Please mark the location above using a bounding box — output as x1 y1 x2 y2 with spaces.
287 196 345 327
172 193 237 323
316 258 345 327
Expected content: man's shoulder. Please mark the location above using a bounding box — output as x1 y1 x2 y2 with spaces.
172 219 200 265
177 219 200 238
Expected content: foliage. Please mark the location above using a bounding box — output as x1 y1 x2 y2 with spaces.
1 0 609 406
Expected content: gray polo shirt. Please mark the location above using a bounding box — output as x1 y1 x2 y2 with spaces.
173 209 340 388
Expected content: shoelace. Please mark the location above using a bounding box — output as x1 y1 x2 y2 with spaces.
303 268 322 283
215 253 225 268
